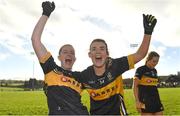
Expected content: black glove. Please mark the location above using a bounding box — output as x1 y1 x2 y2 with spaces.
42 1 55 17
143 14 157 35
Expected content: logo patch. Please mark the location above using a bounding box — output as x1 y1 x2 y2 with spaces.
90 92 96 97
146 79 152 83
61 77 67 82
107 72 113 81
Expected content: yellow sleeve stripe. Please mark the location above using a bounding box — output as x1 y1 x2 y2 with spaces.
40 52 51 63
127 54 135 69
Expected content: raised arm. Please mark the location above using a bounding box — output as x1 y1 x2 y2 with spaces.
133 14 157 64
31 1 55 60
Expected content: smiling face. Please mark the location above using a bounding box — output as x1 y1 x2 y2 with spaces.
145 51 160 69
88 39 109 69
146 56 159 69
58 44 76 71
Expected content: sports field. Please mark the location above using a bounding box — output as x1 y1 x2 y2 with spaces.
0 88 180 115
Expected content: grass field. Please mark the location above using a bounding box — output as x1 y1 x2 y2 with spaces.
0 87 180 115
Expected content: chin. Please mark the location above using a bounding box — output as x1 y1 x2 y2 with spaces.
64 66 72 70
94 64 104 68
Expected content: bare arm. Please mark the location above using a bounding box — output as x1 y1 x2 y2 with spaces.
133 77 142 112
132 14 157 64
31 1 55 60
31 15 49 60
133 78 140 103
133 34 151 63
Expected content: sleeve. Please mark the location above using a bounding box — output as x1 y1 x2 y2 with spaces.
134 67 143 80
127 54 135 69
76 70 89 83
72 71 83 82
114 54 135 73
39 52 57 74
75 66 93 84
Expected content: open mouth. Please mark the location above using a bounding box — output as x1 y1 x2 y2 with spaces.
65 58 72 64
95 55 102 62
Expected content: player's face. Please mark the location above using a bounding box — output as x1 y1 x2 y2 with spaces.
89 41 109 68
147 56 159 69
58 45 76 70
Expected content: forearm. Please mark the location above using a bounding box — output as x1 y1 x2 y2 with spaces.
134 34 151 63
133 86 140 102
32 15 48 41
133 79 140 102
31 15 49 60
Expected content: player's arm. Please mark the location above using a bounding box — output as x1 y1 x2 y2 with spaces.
133 77 142 112
31 1 55 60
132 14 157 64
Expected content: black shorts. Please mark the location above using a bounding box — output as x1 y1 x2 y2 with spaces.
48 97 89 115
141 95 164 113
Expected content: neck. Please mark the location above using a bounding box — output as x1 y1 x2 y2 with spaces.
63 67 72 71
146 64 153 69
93 65 105 76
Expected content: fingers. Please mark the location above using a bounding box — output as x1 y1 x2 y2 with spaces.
42 1 55 17
144 14 156 23
42 1 54 9
136 108 141 113
52 1 55 8
151 18 157 26
136 102 144 113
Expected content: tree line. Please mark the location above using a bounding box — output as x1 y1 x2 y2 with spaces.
1 74 180 90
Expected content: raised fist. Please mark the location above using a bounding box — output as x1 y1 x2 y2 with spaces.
42 1 55 17
143 14 157 35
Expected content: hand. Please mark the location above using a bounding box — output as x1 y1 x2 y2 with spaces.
135 101 145 113
42 1 55 17
143 14 157 35
135 101 141 112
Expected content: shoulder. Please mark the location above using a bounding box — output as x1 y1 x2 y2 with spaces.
153 68 157 73
137 65 147 70
82 65 94 74
136 65 147 74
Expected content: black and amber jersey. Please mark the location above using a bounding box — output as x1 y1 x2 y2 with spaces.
134 65 164 113
134 65 159 96
135 65 159 98
78 55 134 115
135 65 158 86
39 52 88 115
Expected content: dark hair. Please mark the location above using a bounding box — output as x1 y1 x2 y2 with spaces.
90 38 109 55
145 51 160 64
59 44 74 55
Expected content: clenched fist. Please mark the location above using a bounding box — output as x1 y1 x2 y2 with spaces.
42 1 55 17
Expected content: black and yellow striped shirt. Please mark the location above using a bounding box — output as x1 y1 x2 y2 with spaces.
77 55 134 115
40 52 88 115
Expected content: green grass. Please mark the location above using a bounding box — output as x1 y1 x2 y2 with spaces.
0 91 48 115
0 88 180 115
124 88 180 115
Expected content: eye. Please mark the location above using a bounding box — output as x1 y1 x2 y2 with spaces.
62 51 68 54
70 51 75 55
100 47 105 51
91 47 96 52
